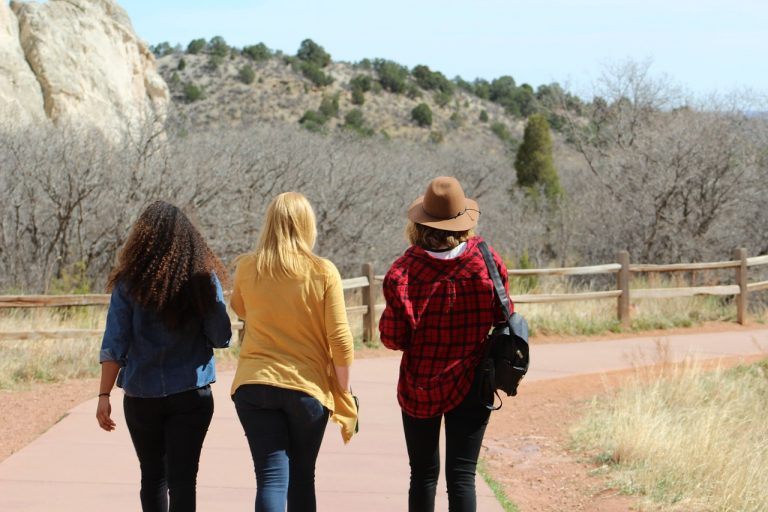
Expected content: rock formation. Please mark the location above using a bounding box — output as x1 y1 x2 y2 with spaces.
0 0 168 136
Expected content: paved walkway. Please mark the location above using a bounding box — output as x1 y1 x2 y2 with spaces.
1 328 767 511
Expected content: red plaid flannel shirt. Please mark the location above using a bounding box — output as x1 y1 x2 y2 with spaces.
379 236 511 418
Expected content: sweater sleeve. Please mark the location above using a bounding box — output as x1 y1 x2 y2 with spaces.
324 261 354 367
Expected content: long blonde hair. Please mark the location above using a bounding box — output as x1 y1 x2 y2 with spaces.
249 192 324 279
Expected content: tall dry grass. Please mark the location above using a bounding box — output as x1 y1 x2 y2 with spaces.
570 358 768 511
510 275 737 337
0 307 240 389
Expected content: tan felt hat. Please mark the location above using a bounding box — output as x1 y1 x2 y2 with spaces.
407 176 480 231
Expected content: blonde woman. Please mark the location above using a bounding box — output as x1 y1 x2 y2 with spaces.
230 192 355 512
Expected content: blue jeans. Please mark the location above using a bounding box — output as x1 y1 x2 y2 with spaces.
401 371 492 512
123 385 214 512
233 384 330 512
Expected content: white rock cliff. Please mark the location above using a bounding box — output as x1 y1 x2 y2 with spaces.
1 0 168 135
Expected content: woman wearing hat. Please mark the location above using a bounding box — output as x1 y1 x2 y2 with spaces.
379 176 511 512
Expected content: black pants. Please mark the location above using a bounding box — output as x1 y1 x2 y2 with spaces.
401 376 492 512
123 386 214 512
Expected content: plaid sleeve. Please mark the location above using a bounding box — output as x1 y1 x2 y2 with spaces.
378 271 410 351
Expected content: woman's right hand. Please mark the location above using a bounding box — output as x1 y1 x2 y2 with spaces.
96 396 116 432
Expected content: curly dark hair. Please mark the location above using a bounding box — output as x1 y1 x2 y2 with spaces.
108 201 229 329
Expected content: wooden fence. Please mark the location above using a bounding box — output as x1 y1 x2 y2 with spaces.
1 251 767 343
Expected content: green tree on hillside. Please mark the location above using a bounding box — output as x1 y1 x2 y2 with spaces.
514 113 562 199
297 39 331 67
239 65 256 84
411 103 433 127
186 38 206 55
208 36 229 57
412 65 454 94
243 43 272 61
150 42 174 57
374 59 409 94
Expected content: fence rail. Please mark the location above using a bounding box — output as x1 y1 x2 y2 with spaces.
1 248 767 343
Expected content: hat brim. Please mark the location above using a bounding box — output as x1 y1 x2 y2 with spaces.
407 195 479 231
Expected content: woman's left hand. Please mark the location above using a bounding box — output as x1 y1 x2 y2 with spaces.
96 396 116 432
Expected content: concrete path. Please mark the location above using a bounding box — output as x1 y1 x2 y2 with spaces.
1 328 767 511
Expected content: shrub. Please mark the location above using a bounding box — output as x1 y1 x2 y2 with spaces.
296 38 331 67
433 91 452 108
350 74 372 93
208 36 229 57
319 93 340 118
239 65 256 84
186 38 206 55
206 55 224 71
351 88 365 105
356 58 372 70
479 110 489 122
374 59 409 94
411 103 433 127
177 57 186 71
453 75 473 93
344 109 364 129
490 122 512 142
169 71 181 88
412 65 454 94
300 61 334 87
473 79 491 99
406 83 423 99
429 131 444 144
150 42 174 57
242 43 272 61
298 110 327 132
183 82 205 102
343 109 373 136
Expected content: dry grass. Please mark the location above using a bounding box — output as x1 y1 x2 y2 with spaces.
0 307 241 389
570 358 768 511
511 276 737 337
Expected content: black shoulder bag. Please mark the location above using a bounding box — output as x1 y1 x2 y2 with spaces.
477 241 530 410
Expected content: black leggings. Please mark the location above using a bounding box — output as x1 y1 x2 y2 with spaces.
123 386 214 512
401 378 491 512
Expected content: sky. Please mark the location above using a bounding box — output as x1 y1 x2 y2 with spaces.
117 0 768 99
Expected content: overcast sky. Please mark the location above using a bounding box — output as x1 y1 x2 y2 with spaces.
118 0 768 99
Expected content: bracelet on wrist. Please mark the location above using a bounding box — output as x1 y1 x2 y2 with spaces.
98 392 110 398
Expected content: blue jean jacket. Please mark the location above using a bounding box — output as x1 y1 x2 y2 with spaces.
99 275 232 398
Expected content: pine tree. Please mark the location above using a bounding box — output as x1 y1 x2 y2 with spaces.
514 114 562 199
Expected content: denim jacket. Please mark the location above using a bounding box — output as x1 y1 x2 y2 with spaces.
99 274 232 398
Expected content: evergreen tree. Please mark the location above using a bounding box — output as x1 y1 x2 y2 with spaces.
297 39 331 67
514 114 562 199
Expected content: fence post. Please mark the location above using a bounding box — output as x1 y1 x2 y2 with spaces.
734 248 748 325
617 250 630 329
362 262 376 345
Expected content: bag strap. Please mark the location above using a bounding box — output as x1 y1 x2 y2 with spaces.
478 241 511 322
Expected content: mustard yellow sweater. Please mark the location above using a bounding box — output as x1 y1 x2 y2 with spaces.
230 255 357 442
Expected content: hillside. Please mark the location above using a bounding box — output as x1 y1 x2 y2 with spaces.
155 48 526 152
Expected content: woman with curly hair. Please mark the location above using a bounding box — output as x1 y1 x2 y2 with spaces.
96 200 232 512
230 192 355 512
